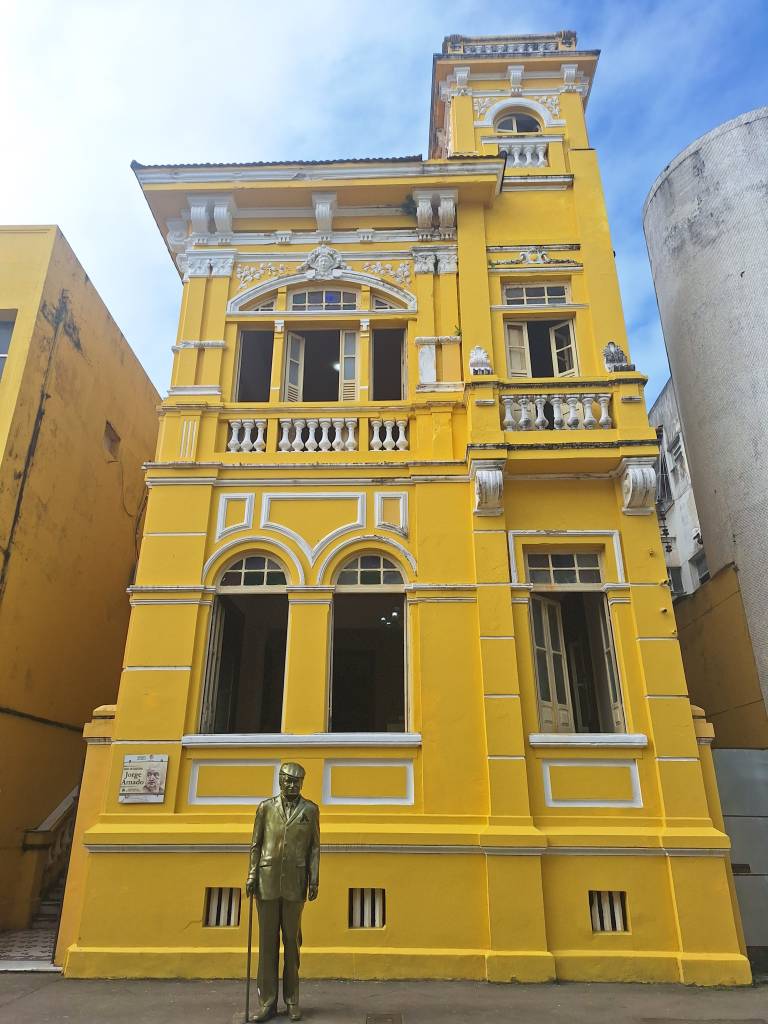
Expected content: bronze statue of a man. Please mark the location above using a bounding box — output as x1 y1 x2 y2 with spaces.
246 762 319 1022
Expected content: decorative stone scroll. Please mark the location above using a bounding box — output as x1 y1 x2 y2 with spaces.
362 260 412 286
620 460 657 515
471 460 505 517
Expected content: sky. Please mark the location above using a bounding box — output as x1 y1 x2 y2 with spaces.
3 0 767 403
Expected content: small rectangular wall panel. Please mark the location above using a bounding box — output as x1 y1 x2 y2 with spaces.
188 759 280 805
543 758 642 808
323 759 414 805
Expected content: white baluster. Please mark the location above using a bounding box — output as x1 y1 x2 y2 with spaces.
510 143 522 167
291 418 306 452
501 395 516 430
565 394 581 429
597 393 612 428
518 396 533 430
227 419 242 452
370 419 383 451
240 419 255 452
383 419 396 450
253 419 267 452
535 142 547 166
534 396 548 430
318 418 332 452
551 395 565 430
581 395 597 429
305 418 319 452
331 418 345 451
395 419 408 450
524 143 534 166
278 419 292 452
345 418 358 451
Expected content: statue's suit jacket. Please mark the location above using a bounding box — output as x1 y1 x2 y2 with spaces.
247 795 320 902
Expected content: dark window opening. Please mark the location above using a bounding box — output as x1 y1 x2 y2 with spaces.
372 329 404 401
497 112 540 133
528 320 557 377
204 594 287 733
0 319 15 381
331 593 405 732
531 591 624 734
237 331 274 402
301 330 341 402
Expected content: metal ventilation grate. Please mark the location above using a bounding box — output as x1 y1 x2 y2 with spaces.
204 887 241 927
349 887 386 928
589 889 628 932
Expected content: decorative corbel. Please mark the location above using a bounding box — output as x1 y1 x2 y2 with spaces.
469 346 493 375
412 190 435 240
437 190 458 239
619 458 657 515
312 192 337 240
454 66 471 95
471 460 505 517
508 65 524 94
212 197 237 236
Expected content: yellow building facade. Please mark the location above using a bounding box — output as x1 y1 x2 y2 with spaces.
58 33 750 984
0 226 159 933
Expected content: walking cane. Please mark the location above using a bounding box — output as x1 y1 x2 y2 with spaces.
244 890 254 1023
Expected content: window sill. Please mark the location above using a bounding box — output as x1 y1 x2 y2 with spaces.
528 732 648 748
182 732 422 749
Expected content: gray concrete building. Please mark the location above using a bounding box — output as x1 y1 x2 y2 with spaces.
644 107 768 960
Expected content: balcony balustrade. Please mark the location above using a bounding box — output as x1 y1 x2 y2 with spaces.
500 390 613 431
498 140 549 167
226 409 410 455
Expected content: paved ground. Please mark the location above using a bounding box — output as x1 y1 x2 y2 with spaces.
0 976 767 1024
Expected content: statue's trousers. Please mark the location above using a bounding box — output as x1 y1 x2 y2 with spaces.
256 897 304 1010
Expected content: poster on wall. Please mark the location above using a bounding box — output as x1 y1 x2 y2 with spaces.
119 754 169 803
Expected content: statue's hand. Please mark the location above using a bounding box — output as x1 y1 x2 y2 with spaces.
245 878 255 898
308 884 318 902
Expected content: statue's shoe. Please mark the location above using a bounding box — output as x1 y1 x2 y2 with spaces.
253 1005 275 1022
287 1003 303 1021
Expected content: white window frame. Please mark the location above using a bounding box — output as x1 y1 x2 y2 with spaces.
289 288 358 311
504 318 578 378
525 550 626 734
283 329 358 402
503 282 569 307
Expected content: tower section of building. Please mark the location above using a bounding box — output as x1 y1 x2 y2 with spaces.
57 34 749 985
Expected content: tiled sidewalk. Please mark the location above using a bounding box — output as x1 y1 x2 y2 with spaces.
0 929 58 973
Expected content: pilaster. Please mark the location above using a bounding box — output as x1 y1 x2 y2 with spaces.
281 592 333 733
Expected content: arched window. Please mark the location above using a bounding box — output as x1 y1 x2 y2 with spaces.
290 288 357 311
200 554 288 734
496 111 541 133
331 554 406 733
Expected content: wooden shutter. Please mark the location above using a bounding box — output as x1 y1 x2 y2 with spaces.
199 598 225 733
505 323 530 377
550 320 576 377
284 332 304 402
597 598 625 730
531 595 574 732
340 330 357 401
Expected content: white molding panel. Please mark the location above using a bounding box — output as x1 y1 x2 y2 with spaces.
542 758 643 809
322 758 415 806
215 492 255 541
260 492 366 565
187 759 280 806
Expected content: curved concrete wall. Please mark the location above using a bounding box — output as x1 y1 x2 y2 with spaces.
643 107 768 708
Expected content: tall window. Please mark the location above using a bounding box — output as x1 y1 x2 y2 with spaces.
371 328 405 401
505 320 577 378
0 320 14 381
526 552 624 734
200 556 288 733
284 329 357 402
237 330 274 402
331 554 406 732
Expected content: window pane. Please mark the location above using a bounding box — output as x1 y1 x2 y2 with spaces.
553 569 577 584
552 653 568 703
343 356 355 377
527 287 545 304
344 335 356 355
516 114 540 132
288 362 299 386
360 570 380 584
383 558 396 569
338 570 357 585
383 570 401 584
577 553 599 567
361 556 379 569
580 569 602 584
0 323 12 355
551 554 575 568
266 571 285 585
505 287 524 305
244 571 263 586
557 347 574 374
548 286 567 303
546 605 562 651
536 650 551 701
221 571 240 586
245 557 265 570
529 569 551 583
532 601 545 645
527 554 549 568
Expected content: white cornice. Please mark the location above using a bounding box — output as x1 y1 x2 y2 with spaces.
529 733 648 748
181 732 423 748
136 160 503 186
501 175 573 191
